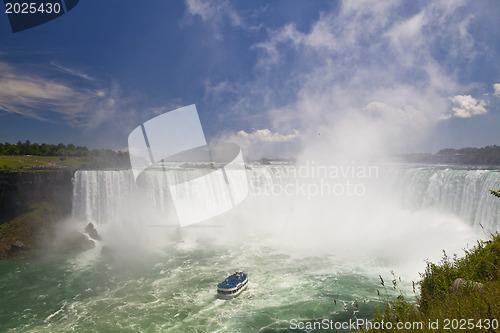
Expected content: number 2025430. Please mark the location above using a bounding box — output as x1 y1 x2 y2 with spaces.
5 2 62 14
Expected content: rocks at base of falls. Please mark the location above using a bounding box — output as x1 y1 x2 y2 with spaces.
50 223 103 255
0 218 102 259
53 230 95 254
0 240 25 259
84 223 102 241
0 201 65 259
1 229 96 258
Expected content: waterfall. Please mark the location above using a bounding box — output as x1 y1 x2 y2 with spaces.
71 165 293 227
72 169 136 227
391 166 500 232
72 165 500 233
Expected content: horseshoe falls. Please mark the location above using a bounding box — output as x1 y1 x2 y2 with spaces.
1 164 499 332
391 166 500 233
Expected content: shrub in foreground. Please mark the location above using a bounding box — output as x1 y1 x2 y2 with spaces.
364 233 500 332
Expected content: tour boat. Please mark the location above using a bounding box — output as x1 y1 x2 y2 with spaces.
217 271 248 299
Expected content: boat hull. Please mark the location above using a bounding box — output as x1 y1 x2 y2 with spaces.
217 280 248 299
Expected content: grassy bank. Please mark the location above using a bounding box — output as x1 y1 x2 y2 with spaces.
0 200 95 259
0 152 130 172
0 155 83 172
0 201 63 258
363 234 500 332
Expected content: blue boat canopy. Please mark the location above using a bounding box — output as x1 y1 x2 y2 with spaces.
218 271 247 289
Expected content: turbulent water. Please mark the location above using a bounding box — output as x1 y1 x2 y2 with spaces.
1 164 500 332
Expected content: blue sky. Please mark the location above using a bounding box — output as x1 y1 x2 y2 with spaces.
0 0 499 159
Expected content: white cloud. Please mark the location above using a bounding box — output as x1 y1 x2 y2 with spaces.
252 23 305 67
215 128 300 159
149 100 186 115
203 79 236 101
494 83 500 97
0 60 124 127
184 0 243 39
447 95 488 118
51 62 96 81
237 129 300 142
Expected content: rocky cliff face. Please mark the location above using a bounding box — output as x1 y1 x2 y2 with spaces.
0 170 77 258
0 170 74 225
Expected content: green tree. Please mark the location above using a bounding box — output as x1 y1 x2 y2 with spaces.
75 146 89 157
31 143 40 155
66 143 76 156
6 144 19 155
21 140 31 155
57 148 67 156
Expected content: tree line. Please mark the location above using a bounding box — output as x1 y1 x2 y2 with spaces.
0 140 131 168
400 145 500 165
0 141 89 157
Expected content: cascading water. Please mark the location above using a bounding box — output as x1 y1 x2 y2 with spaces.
72 165 500 233
72 169 136 227
390 166 500 232
69 163 500 269
71 165 296 229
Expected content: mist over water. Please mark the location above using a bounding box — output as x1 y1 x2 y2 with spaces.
71 164 498 266
1 163 499 332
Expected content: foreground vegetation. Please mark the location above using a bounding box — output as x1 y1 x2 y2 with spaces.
363 233 500 332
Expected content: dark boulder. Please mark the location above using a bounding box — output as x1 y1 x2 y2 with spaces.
451 278 483 292
84 223 102 241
